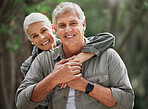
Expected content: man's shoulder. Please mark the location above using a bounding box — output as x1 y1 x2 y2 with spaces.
37 45 63 60
34 50 52 62
104 48 116 54
98 48 118 59
100 48 122 62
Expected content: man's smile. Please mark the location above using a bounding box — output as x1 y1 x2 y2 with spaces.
64 34 76 39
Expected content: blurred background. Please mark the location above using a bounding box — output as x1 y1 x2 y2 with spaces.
0 0 148 109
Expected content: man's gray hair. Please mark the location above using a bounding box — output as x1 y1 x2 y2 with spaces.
23 12 51 38
52 2 85 27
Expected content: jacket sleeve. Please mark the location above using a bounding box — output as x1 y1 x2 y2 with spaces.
16 52 51 109
81 32 115 56
20 46 41 77
107 49 134 109
55 38 61 46
20 56 33 77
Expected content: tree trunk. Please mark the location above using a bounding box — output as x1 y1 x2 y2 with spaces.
109 0 119 33
0 35 15 109
0 34 5 109
0 1 16 108
117 8 147 55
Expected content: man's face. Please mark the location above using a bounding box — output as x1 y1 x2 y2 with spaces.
27 22 56 51
55 10 86 51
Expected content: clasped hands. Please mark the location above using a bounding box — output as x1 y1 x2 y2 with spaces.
52 56 88 91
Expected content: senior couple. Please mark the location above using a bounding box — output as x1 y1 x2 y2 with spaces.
16 2 134 109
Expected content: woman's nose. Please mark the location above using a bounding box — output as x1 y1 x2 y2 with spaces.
40 34 45 39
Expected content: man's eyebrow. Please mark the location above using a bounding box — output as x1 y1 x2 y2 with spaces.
57 23 65 26
58 23 65 25
70 20 76 22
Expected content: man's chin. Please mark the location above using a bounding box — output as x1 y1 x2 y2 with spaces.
64 43 76 47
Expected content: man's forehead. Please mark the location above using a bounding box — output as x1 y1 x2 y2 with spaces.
56 13 80 24
56 9 79 20
58 18 79 23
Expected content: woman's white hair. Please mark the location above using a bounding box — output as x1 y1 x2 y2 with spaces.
23 12 51 38
52 2 85 27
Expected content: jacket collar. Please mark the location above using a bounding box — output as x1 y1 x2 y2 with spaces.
52 37 89 61
52 44 66 61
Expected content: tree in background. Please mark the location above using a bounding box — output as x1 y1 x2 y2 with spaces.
0 1 23 109
0 0 148 109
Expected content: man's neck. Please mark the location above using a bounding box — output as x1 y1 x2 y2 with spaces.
63 40 85 58
64 48 80 58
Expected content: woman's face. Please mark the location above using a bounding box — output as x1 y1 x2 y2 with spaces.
27 22 56 51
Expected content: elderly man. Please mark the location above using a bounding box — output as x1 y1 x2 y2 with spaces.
16 2 134 109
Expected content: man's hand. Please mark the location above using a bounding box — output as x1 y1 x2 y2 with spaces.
52 59 82 84
67 77 89 92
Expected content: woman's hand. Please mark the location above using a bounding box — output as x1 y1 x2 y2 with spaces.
69 52 95 64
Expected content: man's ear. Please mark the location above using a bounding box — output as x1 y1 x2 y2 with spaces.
54 25 59 37
51 24 55 34
83 20 86 31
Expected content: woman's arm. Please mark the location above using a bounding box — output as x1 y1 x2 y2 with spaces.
20 56 33 77
20 46 42 77
73 32 115 63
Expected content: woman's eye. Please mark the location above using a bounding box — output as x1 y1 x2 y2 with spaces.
41 29 47 33
33 35 38 39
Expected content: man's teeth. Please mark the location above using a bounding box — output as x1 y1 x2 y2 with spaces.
65 35 75 38
42 40 49 45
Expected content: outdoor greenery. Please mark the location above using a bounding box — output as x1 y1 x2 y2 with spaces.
0 0 148 109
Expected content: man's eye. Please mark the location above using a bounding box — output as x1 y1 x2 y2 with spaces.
59 24 65 28
72 23 76 25
70 22 77 26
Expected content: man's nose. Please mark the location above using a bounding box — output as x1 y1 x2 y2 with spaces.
65 26 72 32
